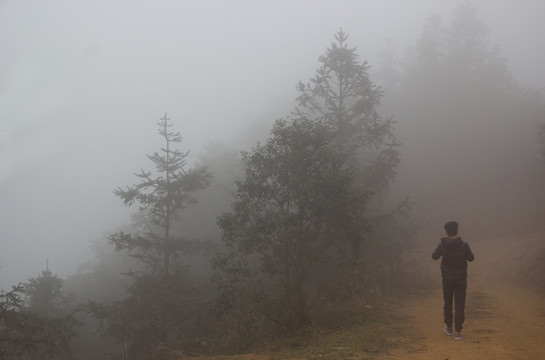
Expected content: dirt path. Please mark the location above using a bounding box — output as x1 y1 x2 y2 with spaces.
380 231 545 360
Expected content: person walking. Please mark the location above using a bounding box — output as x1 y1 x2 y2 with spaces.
432 221 474 340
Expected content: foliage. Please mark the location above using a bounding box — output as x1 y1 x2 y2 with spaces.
209 31 413 349
64 234 138 359
110 113 212 278
359 198 415 285
214 117 370 335
445 3 512 89
295 29 399 195
405 3 513 97
0 285 77 360
23 270 74 319
213 31 407 342
88 114 213 358
87 272 212 359
391 2 543 233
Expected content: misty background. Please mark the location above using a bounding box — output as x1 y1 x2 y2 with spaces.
1 0 545 290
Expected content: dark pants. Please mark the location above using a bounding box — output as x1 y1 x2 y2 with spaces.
442 279 467 332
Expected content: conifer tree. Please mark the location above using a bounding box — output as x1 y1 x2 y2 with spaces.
214 31 402 335
89 114 212 357
0 273 77 359
110 113 212 278
24 267 74 318
295 29 399 194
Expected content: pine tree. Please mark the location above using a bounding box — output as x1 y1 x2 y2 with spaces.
89 114 212 357
295 29 398 194
213 30 402 334
215 117 369 332
24 268 74 318
110 113 212 278
0 274 77 359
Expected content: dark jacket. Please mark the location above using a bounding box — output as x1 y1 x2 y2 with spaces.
432 236 474 280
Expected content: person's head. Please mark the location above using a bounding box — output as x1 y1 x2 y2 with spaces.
444 221 459 237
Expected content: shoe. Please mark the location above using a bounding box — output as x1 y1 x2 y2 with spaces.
454 332 462 340
444 327 453 336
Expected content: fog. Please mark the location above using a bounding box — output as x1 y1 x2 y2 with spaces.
1 0 545 289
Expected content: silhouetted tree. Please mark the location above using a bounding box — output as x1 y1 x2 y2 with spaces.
88 271 209 358
64 234 135 360
88 114 212 358
215 117 369 334
1 283 77 359
390 2 542 234
295 29 399 195
445 3 512 91
24 269 74 319
404 4 513 99
109 113 212 279
213 31 407 339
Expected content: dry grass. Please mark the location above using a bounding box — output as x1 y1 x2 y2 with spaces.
184 294 411 360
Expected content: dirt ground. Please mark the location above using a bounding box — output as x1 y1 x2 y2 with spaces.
186 230 545 360
378 230 545 360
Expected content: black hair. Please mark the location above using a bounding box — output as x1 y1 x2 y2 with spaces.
444 221 459 237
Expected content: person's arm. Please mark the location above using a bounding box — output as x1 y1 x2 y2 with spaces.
465 243 475 262
432 243 442 260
